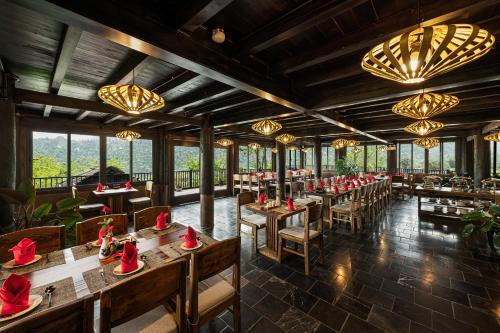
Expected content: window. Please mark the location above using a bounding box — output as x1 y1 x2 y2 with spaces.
32 132 68 189
442 141 455 171
413 144 425 170
214 148 227 186
376 146 387 171
288 149 298 170
174 146 200 193
366 145 376 172
258 147 272 171
71 134 99 186
428 144 440 172
322 146 335 170
238 146 248 173
305 147 314 169
490 141 500 176
399 143 412 170
106 137 130 183
248 147 257 172
132 139 153 181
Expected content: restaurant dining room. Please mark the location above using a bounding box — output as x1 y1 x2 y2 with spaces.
0 0 500 332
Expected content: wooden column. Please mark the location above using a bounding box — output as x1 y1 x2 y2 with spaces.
227 139 236 195
473 132 490 188
99 135 106 184
277 142 285 200
271 147 276 171
200 115 214 230
314 138 321 179
424 149 429 174
387 149 397 173
0 72 16 231
455 137 466 175
299 151 305 169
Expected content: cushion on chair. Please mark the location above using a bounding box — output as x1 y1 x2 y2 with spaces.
279 226 320 239
128 197 151 204
189 279 235 317
79 203 105 211
331 202 352 212
241 214 267 227
106 304 177 333
294 198 316 206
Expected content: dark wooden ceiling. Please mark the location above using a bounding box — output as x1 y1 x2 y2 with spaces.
1 0 500 144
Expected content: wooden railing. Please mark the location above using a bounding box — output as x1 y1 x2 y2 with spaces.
174 169 227 189
33 172 154 189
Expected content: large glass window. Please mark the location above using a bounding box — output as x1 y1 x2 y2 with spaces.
442 141 455 171
32 132 68 189
428 144 440 172
322 147 335 170
491 142 500 176
288 149 298 170
132 139 153 181
366 145 376 172
248 147 258 172
376 146 387 171
106 137 130 183
71 134 99 186
174 146 200 193
214 148 227 186
346 146 364 171
258 147 272 171
305 147 314 169
238 146 248 173
413 144 425 170
399 143 412 170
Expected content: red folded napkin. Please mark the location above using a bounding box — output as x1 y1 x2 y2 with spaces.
350 182 355 188
332 185 339 193
342 183 348 191
363 178 368 185
287 197 295 211
258 193 267 205
307 182 313 191
98 224 113 245
342 176 346 183
125 181 132 189
320 181 325 189
355 180 361 187
336 177 341 184
354 175 359 180
120 242 138 273
348 176 353 181
96 183 103 192
156 211 168 229
259 174 264 181
8 238 36 265
101 205 112 214
0 274 31 316
328 178 332 186
179 226 198 249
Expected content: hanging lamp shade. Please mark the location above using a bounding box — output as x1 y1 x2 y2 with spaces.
413 137 439 149
248 142 261 150
484 132 500 142
362 24 495 84
216 138 233 146
331 138 349 149
347 139 360 147
272 147 278 154
404 119 443 136
392 92 459 119
116 130 141 142
275 133 296 145
288 145 299 151
377 146 388 152
98 84 165 114
251 119 282 136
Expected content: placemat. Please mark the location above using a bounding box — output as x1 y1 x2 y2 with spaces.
137 223 182 240
71 234 132 261
0 277 76 328
82 250 163 294
2 251 66 275
158 234 217 260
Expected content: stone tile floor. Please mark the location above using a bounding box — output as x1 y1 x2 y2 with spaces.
170 197 500 333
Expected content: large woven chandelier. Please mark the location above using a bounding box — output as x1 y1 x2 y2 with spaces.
362 24 495 84
216 138 233 146
98 84 165 114
331 138 350 149
288 145 299 151
248 142 261 150
275 133 296 145
116 130 141 141
251 119 282 136
413 137 439 149
484 132 500 142
347 139 360 147
272 147 278 154
392 92 459 119
404 119 443 136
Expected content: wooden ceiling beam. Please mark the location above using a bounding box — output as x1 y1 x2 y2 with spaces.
176 0 234 33
44 25 82 117
185 93 261 117
278 0 499 74
103 115 123 124
166 84 239 114
237 0 368 55
127 118 151 127
152 69 200 95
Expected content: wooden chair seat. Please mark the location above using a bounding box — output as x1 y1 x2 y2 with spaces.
79 203 105 212
331 201 353 212
278 226 320 240
107 305 177 333
294 198 317 207
188 279 235 318
237 192 266 251
240 214 267 227
128 197 151 204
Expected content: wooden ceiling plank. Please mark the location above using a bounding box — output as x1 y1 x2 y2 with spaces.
127 118 151 127
153 69 200 95
176 0 234 33
186 93 261 117
166 84 239 114
104 115 122 124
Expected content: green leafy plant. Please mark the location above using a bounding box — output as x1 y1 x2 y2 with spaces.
461 205 500 250
335 157 358 177
98 217 113 230
0 180 86 232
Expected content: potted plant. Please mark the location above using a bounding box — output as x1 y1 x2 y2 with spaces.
335 157 358 177
461 205 500 252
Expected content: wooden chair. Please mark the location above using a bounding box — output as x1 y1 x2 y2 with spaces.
0 226 65 263
391 175 405 199
188 237 241 333
127 180 153 212
72 186 104 215
75 214 128 245
250 175 265 196
236 192 266 251
330 187 362 232
278 203 324 275
99 259 187 333
0 294 94 333
232 174 242 195
133 205 172 232
240 174 251 192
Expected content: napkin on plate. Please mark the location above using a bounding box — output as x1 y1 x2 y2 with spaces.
332 185 339 194
96 183 103 192
336 177 341 184
355 180 361 187
286 197 295 211
0 274 31 316
342 183 348 191
125 181 132 189
328 178 332 186
156 211 168 229
8 238 36 265
320 181 325 189
258 193 267 205
179 226 198 249
350 182 355 188
362 178 368 185
348 176 353 181
120 242 138 273
307 182 313 191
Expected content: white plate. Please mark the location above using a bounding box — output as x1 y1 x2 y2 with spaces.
152 224 172 231
2 255 42 269
0 295 43 322
113 260 145 276
180 241 203 251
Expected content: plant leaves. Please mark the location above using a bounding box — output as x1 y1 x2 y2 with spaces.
56 197 86 211
32 203 52 220
17 180 36 205
462 223 475 238
60 216 80 228
461 210 485 222
490 205 500 216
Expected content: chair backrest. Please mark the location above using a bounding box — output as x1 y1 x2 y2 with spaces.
391 175 404 183
71 186 78 199
308 203 323 224
1 294 94 333
350 188 362 210
0 226 65 263
133 206 171 231
75 214 128 245
99 259 187 333
145 180 153 194
233 174 241 182
241 174 250 183
237 192 254 219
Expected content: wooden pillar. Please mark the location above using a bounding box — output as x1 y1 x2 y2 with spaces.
424 149 429 174
455 138 466 175
387 148 397 173
0 72 16 231
277 142 285 200
473 132 489 188
314 138 321 179
200 115 214 230
99 135 106 184
299 151 305 169
271 146 276 171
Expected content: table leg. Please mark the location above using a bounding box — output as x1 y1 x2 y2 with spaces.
418 195 422 218
258 216 286 261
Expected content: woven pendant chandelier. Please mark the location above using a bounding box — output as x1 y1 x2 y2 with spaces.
377 146 388 152
275 133 296 145
404 119 443 136
413 137 439 149
248 142 261 150
98 84 165 114
362 24 495 84
216 138 233 146
116 130 141 141
272 147 278 154
251 119 282 136
484 132 500 142
331 138 350 149
288 145 299 151
347 139 360 147
392 92 459 119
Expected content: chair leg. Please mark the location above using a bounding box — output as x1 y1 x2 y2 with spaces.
236 221 241 237
277 236 283 263
233 298 241 333
252 225 258 252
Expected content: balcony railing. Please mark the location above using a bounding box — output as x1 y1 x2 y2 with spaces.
174 169 227 190
33 172 154 189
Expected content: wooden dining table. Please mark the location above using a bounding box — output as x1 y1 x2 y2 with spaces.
0 223 217 327
92 187 138 213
